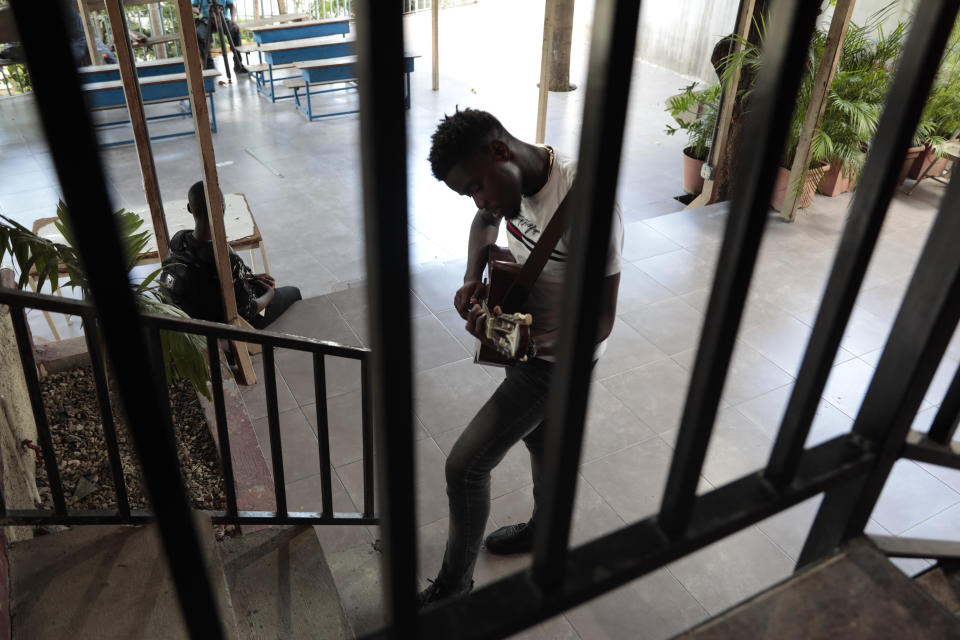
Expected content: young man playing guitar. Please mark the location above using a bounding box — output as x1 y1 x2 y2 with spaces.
419 108 623 607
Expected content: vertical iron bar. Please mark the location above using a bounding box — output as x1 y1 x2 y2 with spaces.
82 312 131 519
262 346 288 518
206 335 239 519
530 0 642 590
928 363 960 445
799 168 960 567
312 353 334 518
9 304 67 516
355 0 418 631
9 3 226 634
765 0 960 484
657 0 820 536
360 356 375 519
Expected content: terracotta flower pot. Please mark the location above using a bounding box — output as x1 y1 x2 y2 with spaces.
897 146 925 186
818 162 857 197
682 147 706 195
908 143 953 180
770 165 827 212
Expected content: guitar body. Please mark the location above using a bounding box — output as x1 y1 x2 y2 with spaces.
475 246 533 367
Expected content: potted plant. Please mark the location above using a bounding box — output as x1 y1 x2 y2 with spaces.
907 16 960 183
665 82 721 195
0 202 211 399
817 14 905 195
722 19 827 211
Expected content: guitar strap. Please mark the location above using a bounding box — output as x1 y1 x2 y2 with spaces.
500 183 572 312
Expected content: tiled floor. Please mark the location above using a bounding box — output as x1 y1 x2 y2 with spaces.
3 1 960 637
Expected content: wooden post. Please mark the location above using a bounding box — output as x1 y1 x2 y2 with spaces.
104 0 171 260
782 0 856 222
148 3 167 59
174 0 256 385
431 0 438 91
684 0 755 210
535 0 556 144
77 0 101 65
277 0 287 14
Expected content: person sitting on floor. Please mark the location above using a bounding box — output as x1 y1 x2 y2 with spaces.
159 181 301 329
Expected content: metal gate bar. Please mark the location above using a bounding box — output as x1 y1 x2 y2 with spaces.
355 0 420 633
84 314 132 519
658 0 821 535
927 363 960 445
799 165 960 566
531 0 644 590
765 0 960 485
206 334 240 519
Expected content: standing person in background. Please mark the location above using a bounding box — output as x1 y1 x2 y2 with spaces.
192 0 245 73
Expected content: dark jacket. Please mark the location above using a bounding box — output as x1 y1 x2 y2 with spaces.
158 230 261 323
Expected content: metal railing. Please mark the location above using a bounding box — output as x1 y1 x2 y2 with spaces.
0 287 378 528
8 0 960 638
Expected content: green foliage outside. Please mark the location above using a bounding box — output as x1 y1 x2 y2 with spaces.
916 18 960 156
0 202 212 399
665 82 721 162
720 4 905 179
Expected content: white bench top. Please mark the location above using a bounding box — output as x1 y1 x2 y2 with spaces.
237 13 311 30
82 69 220 92
77 57 185 74
255 34 355 53
293 52 419 70
34 194 258 259
245 16 350 32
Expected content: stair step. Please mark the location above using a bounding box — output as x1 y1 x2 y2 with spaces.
678 537 960 638
9 512 237 639
218 525 353 639
326 542 384 637
915 563 960 616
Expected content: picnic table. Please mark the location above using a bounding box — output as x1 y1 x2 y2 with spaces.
244 35 356 102
284 53 419 121
82 69 219 147
30 194 267 340
247 17 350 44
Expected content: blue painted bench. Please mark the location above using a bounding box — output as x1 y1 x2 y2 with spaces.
82 69 220 147
245 35 356 102
284 53 418 121
76 57 185 84
248 17 350 44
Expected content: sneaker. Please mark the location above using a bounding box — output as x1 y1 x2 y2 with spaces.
417 578 473 609
484 520 534 555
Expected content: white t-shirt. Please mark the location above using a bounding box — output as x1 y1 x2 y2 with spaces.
505 151 624 361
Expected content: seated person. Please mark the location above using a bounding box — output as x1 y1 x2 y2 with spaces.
159 181 300 329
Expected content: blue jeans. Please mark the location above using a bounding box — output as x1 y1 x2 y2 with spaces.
437 358 554 590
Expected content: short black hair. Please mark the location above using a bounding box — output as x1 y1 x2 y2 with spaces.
428 108 506 181
187 180 207 220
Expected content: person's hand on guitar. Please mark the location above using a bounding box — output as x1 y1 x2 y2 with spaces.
454 280 487 320
466 300 534 361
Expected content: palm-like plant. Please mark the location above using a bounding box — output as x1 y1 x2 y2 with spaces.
916 17 960 155
0 201 211 399
720 4 904 181
665 82 721 161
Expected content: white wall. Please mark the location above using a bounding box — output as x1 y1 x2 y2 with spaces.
635 0 741 83
630 0 918 84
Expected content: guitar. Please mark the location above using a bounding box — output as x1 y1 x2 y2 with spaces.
474 245 534 366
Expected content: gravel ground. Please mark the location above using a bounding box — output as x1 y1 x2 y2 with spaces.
35 366 235 539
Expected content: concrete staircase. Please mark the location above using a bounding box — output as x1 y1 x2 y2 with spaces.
8 514 354 639
679 537 960 638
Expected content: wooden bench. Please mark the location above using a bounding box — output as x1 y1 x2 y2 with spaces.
248 35 356 102
287 53 418 121
247 17 350 44
82 69 220 147
30 194 268 341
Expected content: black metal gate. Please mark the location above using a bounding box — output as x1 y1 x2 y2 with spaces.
7 0 960 638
